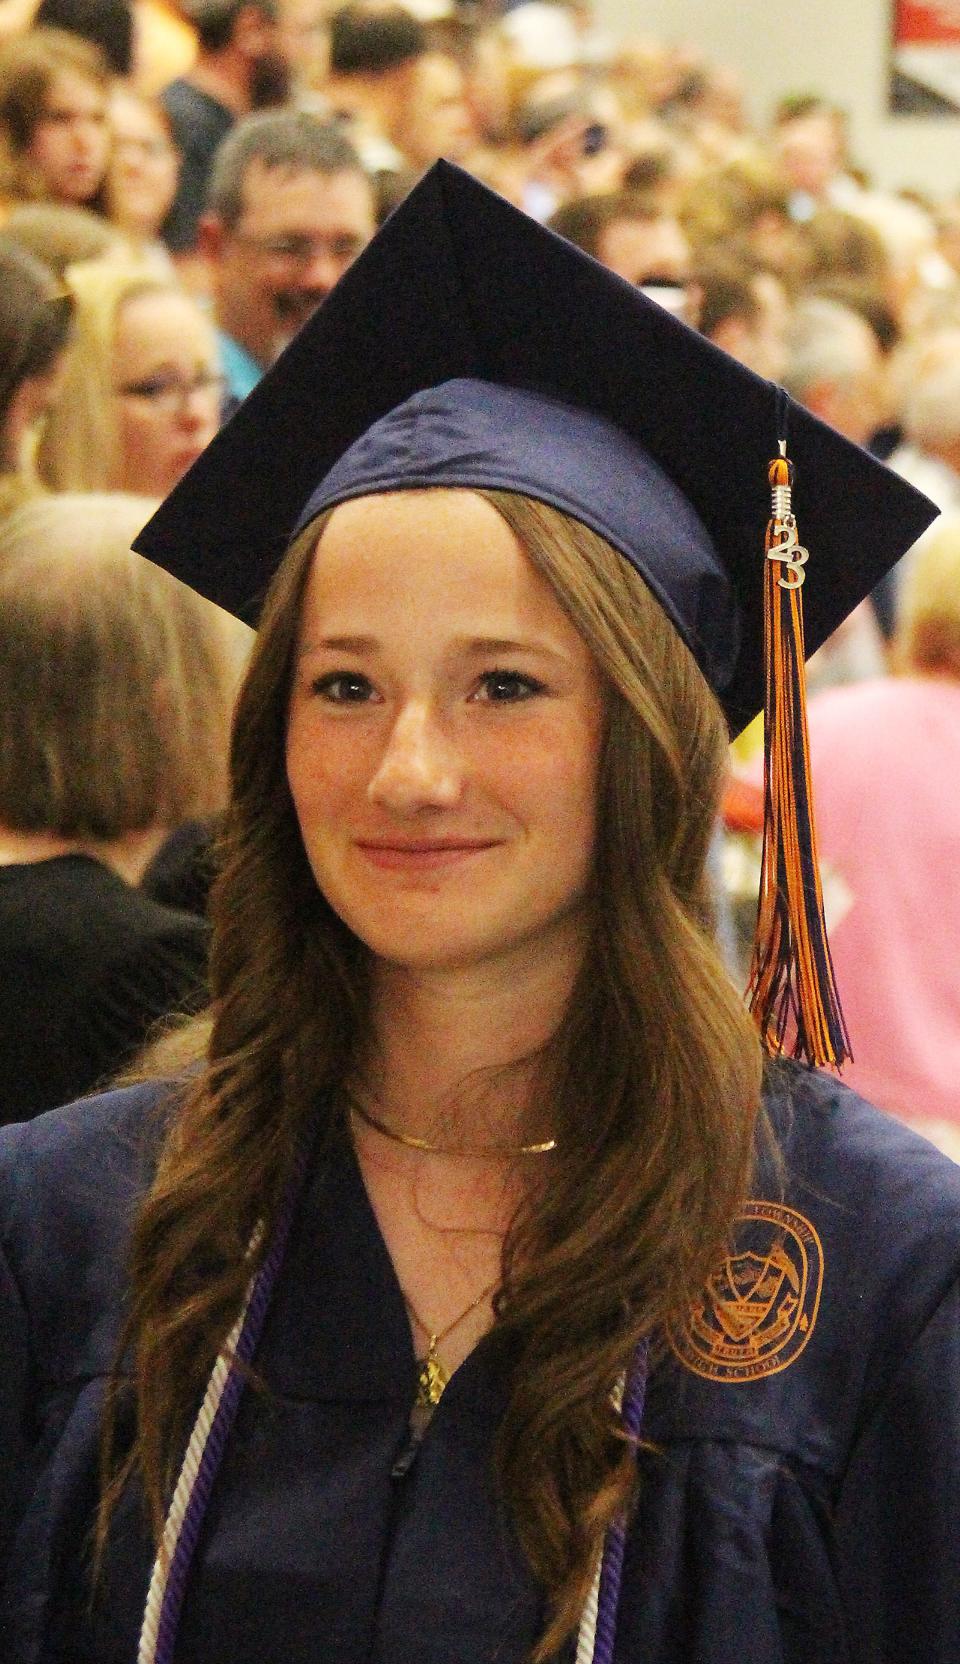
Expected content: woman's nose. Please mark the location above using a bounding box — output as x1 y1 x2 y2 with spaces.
367 700 462 813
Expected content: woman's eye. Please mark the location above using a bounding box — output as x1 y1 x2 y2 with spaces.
310 672 376 704
475 670 546 703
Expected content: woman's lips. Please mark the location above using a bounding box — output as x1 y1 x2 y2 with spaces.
171 445 210 474
354 839 499 872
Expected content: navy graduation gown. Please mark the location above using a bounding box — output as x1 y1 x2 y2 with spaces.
2 1066 960 1663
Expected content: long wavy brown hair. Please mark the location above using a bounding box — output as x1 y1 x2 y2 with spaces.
99 489 763 1660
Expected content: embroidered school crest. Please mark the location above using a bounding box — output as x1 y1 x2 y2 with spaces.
668 1201 824 1382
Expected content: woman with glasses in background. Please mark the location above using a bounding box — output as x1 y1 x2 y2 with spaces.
38 257 223 497
105 87 181 275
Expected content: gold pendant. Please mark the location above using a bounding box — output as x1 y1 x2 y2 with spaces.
416 1339 448 1407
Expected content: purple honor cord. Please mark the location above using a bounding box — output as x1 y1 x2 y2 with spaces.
140 1144 311 1664
588 1339 649 1664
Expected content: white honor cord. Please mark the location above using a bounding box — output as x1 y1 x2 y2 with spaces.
574 1371 625 1664
137 1250 260 1664
574 1545 603 1663
138 1302 625 1664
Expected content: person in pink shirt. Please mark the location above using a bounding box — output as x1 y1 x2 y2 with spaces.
803 518 960 1150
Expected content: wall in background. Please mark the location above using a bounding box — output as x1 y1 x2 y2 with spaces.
594 0 960 198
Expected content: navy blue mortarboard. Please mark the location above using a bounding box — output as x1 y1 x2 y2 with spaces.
134 159 936 737
135 160 937 1069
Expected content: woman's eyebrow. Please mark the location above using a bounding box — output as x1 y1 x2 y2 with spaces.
298 634 569 659
457 635 568 660
298 634 380 656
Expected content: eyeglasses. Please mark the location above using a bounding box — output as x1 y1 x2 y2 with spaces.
114 136 178 161
114 371 226 413
233 231 368 267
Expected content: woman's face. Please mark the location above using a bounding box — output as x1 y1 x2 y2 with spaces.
112 289 222 497
286 489 604 979
106 91 179 238
25 69 109 205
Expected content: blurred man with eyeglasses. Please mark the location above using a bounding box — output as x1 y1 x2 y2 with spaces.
198 109 375 413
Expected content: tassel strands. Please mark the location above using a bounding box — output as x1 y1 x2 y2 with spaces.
746 436 851 1068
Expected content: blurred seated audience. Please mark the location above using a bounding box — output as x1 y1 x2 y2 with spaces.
277 0 329 102
134 0 197 97
0 28 110 212
456 20 510 152
508 78 625 221
680 155 796 267
620 130 684 209
783 294 890 682
106 85 181 270
692 250 789 380
935 198 960 283
0 492 247 1122
38 259 222 494
323 2 428 173
607 35 686 121
198 110 373 406
548 188 690 288
389 48 475 172
806 276 901 357
33 0 134 77
498 0 589 79
783 294 888 448
666 59 746 137
888 325 960 515
0 235 72 514
804 277 905 472
798 519 960 1152
850 190 947 331
799 203 891 291
3 197 122 272
770 94 857 221
161 0 294 254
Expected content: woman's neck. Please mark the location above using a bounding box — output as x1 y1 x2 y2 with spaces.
0 824 167 886
362 930 586 1148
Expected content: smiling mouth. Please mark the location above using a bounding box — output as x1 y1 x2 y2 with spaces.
355 839 499 870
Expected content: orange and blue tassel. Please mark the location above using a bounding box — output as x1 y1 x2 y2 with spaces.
746 420 851 1069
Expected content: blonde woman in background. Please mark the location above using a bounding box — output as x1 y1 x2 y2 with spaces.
38 259 223 495
0 491 250 1124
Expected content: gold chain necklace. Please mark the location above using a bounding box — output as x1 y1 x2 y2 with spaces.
347 1093 557 1158
404 1279 498 1407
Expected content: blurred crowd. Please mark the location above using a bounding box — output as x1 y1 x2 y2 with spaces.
3 0 960 1148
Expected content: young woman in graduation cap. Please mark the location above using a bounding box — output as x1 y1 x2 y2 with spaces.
2 164 960 1664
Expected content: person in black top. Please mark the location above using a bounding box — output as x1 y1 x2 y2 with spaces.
0 496 245 1123
0 853 207 1123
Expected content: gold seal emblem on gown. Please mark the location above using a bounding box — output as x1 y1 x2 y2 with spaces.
668 1201 824 1382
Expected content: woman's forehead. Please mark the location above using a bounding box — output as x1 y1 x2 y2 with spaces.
300 490 584 650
